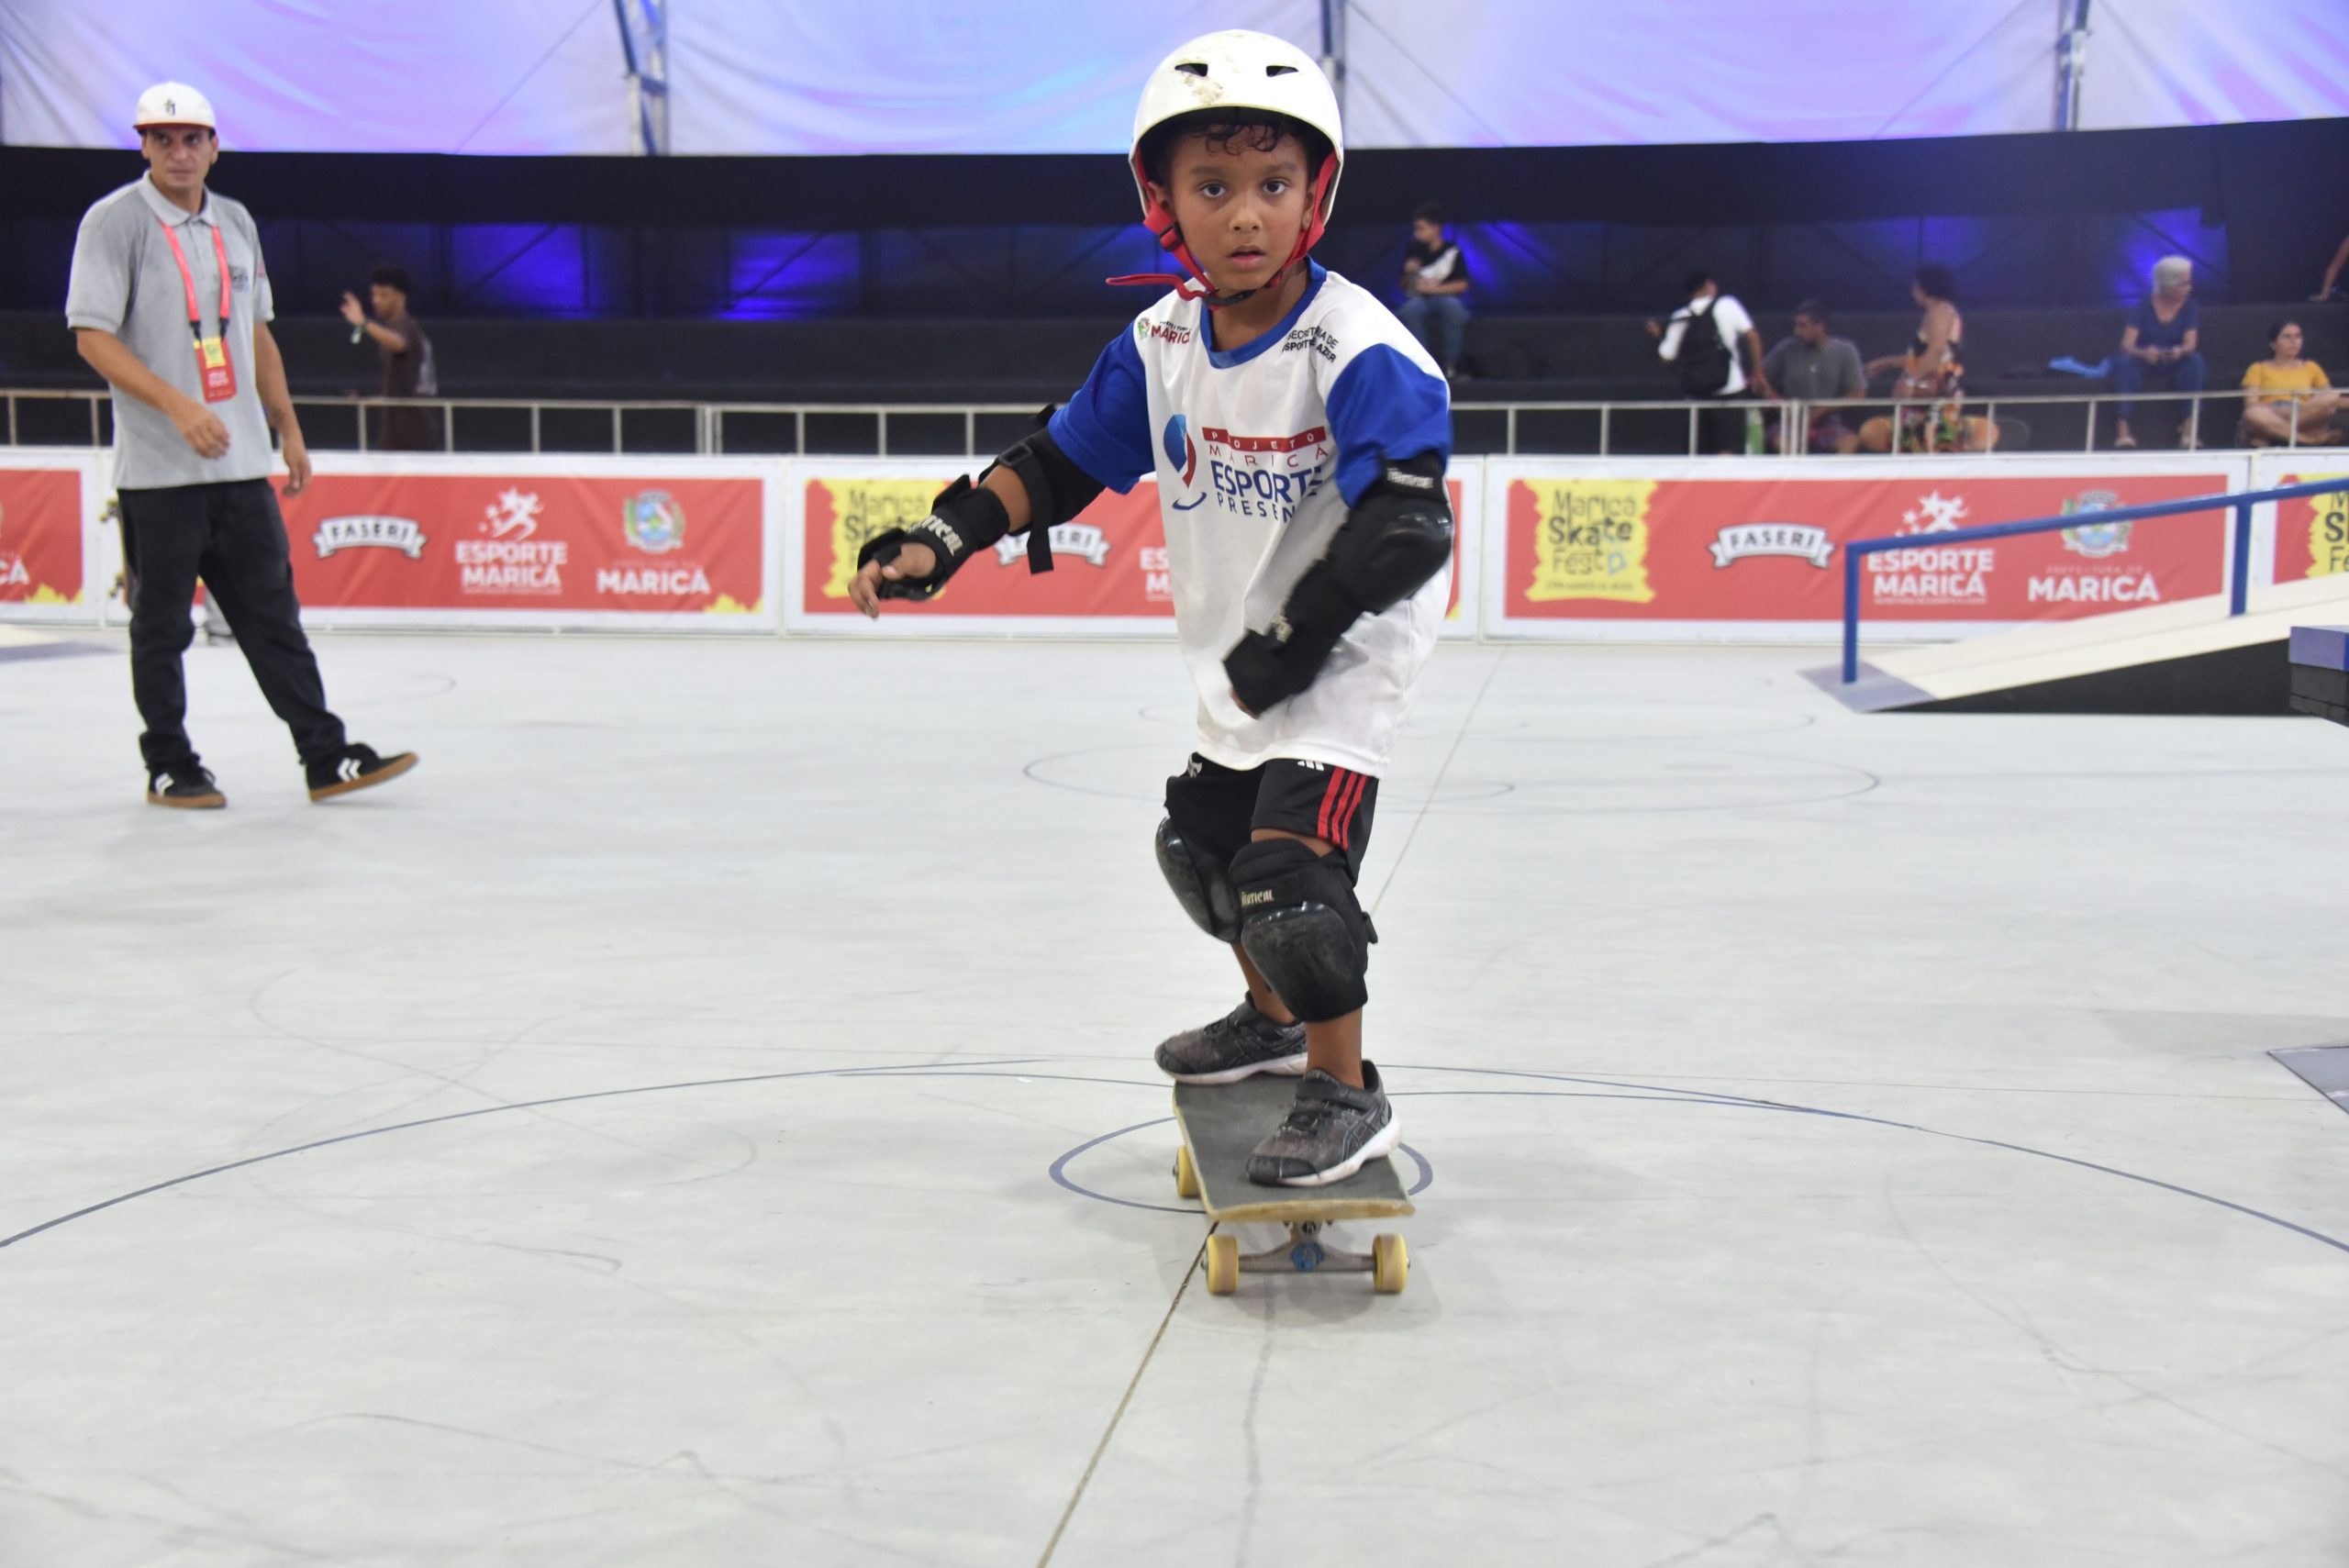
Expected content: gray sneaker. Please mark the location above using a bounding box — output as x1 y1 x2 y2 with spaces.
1247 1062 1401 1187
1154 994 1308 1084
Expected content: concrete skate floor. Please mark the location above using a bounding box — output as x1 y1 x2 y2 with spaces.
4 633 2347 1567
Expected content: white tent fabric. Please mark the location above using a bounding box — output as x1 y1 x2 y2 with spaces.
0 0 634 153
3 0 2342 154
2079 0 2349 130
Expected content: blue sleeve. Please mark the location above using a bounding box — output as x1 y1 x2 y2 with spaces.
1326 344 1453 506
1046 330 1154 495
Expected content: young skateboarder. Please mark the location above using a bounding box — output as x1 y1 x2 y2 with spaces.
848 31 1452 1185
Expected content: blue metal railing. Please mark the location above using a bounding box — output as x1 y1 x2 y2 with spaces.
1841 477 2349 684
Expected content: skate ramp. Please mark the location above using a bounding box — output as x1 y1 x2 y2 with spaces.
1812 573 2349 715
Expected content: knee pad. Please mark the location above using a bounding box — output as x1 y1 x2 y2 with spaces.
1155 817 1240 942
1228 838 1373 1022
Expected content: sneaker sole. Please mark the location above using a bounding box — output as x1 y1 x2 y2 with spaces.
1158 1050 1309 1086
308 752 418 802
145 791 226 809
1265 1114 1403 1188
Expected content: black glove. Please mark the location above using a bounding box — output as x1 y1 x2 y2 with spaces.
1222 563 1357 714
856 475 1009 602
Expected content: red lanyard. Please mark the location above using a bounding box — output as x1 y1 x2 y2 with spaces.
159 219 233 339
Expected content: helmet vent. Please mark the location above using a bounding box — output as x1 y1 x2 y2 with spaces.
1175 61 1209 76
1265 64 1297 75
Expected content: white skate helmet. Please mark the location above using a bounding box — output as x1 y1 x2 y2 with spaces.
1113 30 1344 305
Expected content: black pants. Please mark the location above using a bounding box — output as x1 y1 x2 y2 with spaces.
117 479 345 773
1164 754 1381 881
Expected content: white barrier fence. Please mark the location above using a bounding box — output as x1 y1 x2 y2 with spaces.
3 448 2342 642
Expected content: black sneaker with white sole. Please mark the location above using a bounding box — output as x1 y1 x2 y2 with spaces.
1153 994 1308 1084
306 743 418 802
1246 1062 1401 1187
146 763 226 809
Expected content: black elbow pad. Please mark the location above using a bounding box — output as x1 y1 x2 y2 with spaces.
983 413 1106 574
1288 453 1453 632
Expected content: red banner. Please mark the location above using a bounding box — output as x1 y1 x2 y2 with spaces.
2271 471 2349 582
277 473 763 616
1502 472 2230 622
799 475 1468 620
0 468 84 606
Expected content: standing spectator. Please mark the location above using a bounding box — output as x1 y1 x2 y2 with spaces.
2239 320 2340 447
1762 300 1866 452
2113 256 2205 449
1858 262 1990 452
340 264 440 451
1649 270 1773 455
1398 204 1470 380
65 82 416 808
2315 233 2348 301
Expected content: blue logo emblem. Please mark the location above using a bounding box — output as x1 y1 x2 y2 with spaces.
1163 415 1205 510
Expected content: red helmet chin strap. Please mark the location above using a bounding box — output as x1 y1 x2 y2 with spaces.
1108 151 1340 310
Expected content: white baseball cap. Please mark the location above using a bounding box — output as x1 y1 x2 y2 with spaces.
133 82 216 131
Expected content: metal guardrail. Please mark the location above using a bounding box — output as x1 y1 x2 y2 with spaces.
1839 477 2349 684
4 386 2341 459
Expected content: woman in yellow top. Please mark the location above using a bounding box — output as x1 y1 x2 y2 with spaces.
2241 320 2340 447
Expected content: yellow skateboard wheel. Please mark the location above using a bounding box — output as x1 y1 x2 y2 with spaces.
1174 1144 1200 1200
1372 1233 1408 1295
1205 1233 1239 1295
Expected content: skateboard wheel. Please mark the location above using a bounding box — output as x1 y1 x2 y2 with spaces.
1204 1233 1239 1296
1174 1145 1200 1200
1372 1233 1408 1295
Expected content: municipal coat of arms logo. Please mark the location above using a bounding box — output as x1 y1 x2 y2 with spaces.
2059 489 2132 559
622 490 686 554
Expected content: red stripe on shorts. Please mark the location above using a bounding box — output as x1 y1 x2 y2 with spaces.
1316 767 1349 842
1335 770 1369 848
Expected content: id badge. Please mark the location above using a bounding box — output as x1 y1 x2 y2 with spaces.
195 334 237 403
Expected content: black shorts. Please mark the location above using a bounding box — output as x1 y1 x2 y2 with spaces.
1163 754 1379 879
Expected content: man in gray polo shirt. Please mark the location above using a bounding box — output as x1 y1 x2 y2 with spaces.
67 82 415 808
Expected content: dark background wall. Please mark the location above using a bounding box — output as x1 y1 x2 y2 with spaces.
5 118 2343 321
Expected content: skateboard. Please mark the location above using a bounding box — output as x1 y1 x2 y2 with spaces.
1170 1076 1413 1296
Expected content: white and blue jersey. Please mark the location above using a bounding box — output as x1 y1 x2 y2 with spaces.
1049 262 1452 775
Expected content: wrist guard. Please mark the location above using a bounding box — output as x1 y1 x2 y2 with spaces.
1221 452 1453 713
855 475 1010 601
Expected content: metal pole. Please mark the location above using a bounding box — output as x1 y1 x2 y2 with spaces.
964 408 975 457
612 406 623 454
358 400 369 453
531 404 542 454
2187 393 2201 451
2083 395 2097 452
444 401 454 453
2288 393 2301 448
1842 541 1864 683
2230 498 2253 617
1506 406 1517 456
1319 0 1346 120
1598 405 1610 457
877 410 888 458
6 395 15 448
796 409 806 455
2055 0 2093 130
91 395 102 448
1687 405 1698 456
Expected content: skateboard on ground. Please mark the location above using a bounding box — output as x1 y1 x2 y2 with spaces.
1170 1077 1413 1296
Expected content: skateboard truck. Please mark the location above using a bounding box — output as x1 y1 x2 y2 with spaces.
1199 1218 1406 1295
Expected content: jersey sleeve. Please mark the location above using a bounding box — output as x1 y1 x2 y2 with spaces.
1045 328 1154 494
1325 343 1453 506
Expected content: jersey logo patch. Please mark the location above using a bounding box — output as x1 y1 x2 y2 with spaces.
1162 415 1205 510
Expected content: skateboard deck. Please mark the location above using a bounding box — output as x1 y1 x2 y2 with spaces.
1171 1076 1413 1295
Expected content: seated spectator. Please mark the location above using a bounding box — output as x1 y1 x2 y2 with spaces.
2113 256 2204 449
2240 320 2340 446
1762 300 1866 453
1858 263 1994 452
1398 204 1470 379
